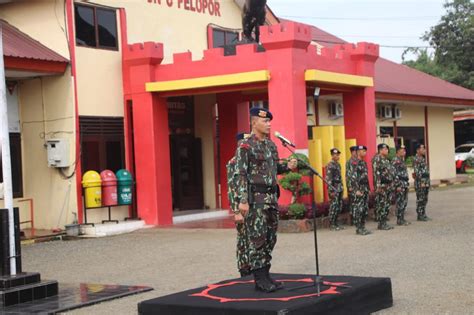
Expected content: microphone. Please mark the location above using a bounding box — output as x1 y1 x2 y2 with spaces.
274 131 296 148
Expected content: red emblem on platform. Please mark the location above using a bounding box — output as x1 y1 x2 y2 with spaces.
191 278 348 303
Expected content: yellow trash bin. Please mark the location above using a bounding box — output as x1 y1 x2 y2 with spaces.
82 171 102 208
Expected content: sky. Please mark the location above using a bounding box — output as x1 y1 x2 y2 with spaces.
267 0 447 63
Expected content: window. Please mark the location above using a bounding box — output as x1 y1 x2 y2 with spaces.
80 117 125 174
212 29 239 48
0 133 23 198
75 4 118 50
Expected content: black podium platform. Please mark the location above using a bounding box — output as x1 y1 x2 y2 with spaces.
138 274 393 315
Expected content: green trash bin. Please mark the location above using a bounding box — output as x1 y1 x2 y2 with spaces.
116 169 133 205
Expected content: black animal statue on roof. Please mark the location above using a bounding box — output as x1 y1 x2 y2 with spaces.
242 0 267 43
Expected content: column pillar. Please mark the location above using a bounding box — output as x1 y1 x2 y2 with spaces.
342 42 379 187
260 22 312 157
132 93 173 225
217 93 239 210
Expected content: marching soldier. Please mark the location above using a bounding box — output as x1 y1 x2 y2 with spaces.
235 107 290 293
392 145 410 226
373 143 395 230
325 148 344 231
226 133 251 277
413 144 431 221
351 145 371 235
346 146 358 225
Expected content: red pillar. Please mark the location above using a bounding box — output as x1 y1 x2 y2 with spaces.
342 43 379 188
132 93 173 225
217 93 239 210
260 23 312 157
122 42 172 225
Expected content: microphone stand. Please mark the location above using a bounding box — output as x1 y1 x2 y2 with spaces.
280 142 350 295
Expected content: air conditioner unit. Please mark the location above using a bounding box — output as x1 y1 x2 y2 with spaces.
393 106 402 120
379 104 393 120
329 101 344 119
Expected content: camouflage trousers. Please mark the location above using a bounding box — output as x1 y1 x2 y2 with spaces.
375 188 392 222
415 187 430 216
329 192 343 225
351 191 369 229
244 205 278 271
395 187 408 219
236 222 250 273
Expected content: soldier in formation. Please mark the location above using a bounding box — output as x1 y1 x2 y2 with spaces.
348 145 372 235
325 148 344 231
234 107 290 293
392 145 410 226
346 146 358 225
413 144 431 221
226 133 251 277
372 143 395 230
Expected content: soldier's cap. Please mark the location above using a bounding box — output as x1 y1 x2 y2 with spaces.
396 145 406 152
236 133 251 141
356 145 367 151
330 148 341 155
377 143 389 151
349 146 358 152
415 143 425 150
249 107 273 121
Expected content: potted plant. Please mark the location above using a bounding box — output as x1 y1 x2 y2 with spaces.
278 154 313 232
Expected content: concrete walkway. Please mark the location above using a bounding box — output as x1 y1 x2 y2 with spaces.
20 184 474 314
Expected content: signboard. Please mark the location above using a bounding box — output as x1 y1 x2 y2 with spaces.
146 0 222 17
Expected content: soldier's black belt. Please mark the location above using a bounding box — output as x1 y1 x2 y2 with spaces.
381 179 392 184
421 174 430 179
359 179 369 185
400 176 409 181
250 185 277 194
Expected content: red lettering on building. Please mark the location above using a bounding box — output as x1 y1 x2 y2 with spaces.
145 0 221 17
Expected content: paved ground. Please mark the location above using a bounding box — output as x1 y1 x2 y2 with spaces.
21 185 474 315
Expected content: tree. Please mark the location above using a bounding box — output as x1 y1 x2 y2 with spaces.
402 0 473 90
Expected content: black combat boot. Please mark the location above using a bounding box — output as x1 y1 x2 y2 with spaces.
253 268 277 293
265 265 283 290
356 226 371 235
378 220 394 230
240 268 252 277
330 224 341 231
417 215 429 221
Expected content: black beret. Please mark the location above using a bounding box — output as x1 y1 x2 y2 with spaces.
378 143 389 151
250 107 273 120
330 148 341 155
415 143 425 150
350 146 358 152
357 145 367 151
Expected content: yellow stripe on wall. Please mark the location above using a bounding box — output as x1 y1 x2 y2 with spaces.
305 69 374 87
146 70 270 92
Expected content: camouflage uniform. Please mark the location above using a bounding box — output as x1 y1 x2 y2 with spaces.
350 159 370 234
346 157 358 225
414 155 430 220
226 157 250 275
392 156 410 225
325 160 344 229
373 154 395 229
235 134 287 271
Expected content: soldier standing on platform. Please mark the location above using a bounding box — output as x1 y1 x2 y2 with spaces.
351 145 372 235
226 133 251 277
235 107 290 293
373 143 395 230
413 144 432 221
325 148 344 231
346 146 358 225
392 145 410 226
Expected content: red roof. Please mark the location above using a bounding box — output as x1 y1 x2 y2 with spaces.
1 19 68 63
299 22 474 103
